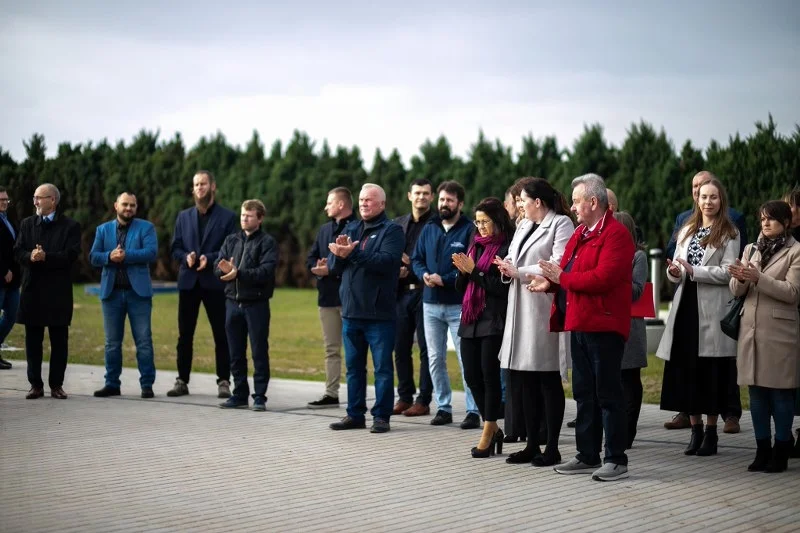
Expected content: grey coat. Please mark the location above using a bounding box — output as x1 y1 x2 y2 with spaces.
622 250 648 370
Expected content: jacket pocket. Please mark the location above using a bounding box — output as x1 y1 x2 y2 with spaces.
773 308 798 321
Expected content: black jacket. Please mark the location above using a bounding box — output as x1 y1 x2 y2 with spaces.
455 240 511 338
214 229 278 303
306 213 356 307
0 215 20 289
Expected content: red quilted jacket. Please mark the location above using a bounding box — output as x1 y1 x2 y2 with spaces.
548 210 635 340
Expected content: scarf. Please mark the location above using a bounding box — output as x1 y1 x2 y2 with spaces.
462 232 505 324
756 234 786 269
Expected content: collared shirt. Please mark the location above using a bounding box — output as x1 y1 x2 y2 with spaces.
197 202 216 242
114 222 131 290
0 212 14 240
401 210 432 287
41 213 55 224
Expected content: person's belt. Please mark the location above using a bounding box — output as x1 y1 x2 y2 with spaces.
403 283 421 291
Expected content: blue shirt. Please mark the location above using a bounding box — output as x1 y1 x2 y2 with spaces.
0 213 14 239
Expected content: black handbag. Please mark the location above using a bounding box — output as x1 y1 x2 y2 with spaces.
720 246 756 340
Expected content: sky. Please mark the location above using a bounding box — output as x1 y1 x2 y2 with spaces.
1 0 798 165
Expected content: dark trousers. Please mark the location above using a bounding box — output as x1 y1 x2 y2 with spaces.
25 325 68 389
225 300 270 400
177 285 230 384
724 359 743 419
503 369 527 439
621 368 643 448
509 370 564 452
460 335 503 422
393 289 432 405
571 331 627 466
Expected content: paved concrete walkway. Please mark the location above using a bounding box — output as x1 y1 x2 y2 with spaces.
1 362 798 532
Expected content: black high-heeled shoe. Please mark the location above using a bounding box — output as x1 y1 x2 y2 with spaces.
471 429 504 458
532 448 561 467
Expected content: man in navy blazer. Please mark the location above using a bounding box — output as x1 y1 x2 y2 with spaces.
0 186 20 370
89 192 158 398
168 171 237 398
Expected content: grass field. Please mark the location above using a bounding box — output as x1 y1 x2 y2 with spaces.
2 285 747 407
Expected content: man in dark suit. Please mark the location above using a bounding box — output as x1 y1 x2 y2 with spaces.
663 170 748 434
14 183 81 399
0 186 20 369
89 192 158 398
305 187 356 409
169 170 237 398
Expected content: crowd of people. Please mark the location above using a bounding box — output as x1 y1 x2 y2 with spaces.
1 169 799 481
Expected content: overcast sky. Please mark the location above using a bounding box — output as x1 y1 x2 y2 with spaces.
2 0 798 165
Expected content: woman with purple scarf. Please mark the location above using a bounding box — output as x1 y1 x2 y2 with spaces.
453 197 514 457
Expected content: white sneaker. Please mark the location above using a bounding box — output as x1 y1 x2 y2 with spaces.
554 457 601 475
591 462 629 482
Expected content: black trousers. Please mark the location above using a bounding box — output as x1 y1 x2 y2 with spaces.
621 368 643 448
176 285 230 383
509 369 564 453
460 335 503 422
393 289 432 405
724 358 743 419
25 325 69 389
226 300 271 400
503 368 527 439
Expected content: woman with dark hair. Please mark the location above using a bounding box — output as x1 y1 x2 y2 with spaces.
729 200 800 473
657 176 739 456
494 178 575 466
452 197 513 457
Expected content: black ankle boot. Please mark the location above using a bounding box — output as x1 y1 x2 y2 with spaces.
684 424 704 456
747 439 772 471
765 439 791 473
696 426 718 456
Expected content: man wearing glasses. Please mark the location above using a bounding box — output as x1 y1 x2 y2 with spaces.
0 187 19 369
13 184 81 399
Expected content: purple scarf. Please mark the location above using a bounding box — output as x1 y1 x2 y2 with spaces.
462 232 505 324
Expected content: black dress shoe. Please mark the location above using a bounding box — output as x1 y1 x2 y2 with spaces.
50 387 68 399
566 418 577 428
430 410 453 426
330 416 366 430
460 412 481 430
0 356 12 369
26 387 44 399
141 387 154 399
94 386 121 398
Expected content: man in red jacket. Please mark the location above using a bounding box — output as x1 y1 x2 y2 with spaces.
529 173 634 482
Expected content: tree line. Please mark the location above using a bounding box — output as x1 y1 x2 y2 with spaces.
0 115 797 288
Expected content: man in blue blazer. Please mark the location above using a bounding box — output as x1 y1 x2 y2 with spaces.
168 171 237 398
89 192 158 398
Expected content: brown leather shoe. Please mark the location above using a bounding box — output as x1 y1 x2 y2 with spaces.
664 412 691 430
26 387 44 399
403 403 431 417
50 387 68 400
392 400 412 415
723 416 740 434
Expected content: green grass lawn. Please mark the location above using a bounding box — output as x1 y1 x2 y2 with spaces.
2 285 748 407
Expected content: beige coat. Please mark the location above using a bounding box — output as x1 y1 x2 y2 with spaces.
730 238 800 389
656 227 739 360
498 211 573 376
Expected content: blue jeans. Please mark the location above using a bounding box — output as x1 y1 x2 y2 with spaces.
748 386 795 442
342 318 395 421
0 286 19 345
101 289 156 389
226 300 271 400
571 331 627 466
423 303 478 415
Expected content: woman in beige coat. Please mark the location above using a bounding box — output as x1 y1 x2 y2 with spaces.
494 178 574 466
729 200 800 473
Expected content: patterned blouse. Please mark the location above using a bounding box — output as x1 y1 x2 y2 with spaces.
686 227 711 267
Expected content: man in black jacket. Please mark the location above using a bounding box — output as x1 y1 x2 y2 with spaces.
305 187 355 408
214 199 278 411
14 183 81 399
0 187 20 369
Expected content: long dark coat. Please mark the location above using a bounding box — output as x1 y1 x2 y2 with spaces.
14 214 81 327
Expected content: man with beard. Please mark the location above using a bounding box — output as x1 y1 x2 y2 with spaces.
89 192 158 398
14 183 81 399
305 187 356 408
0 187 20 370
412 181 481 429
391 178 435 416
169 171 238 398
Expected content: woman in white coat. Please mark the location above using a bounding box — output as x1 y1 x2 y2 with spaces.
657 177 739 457
495 178 575 466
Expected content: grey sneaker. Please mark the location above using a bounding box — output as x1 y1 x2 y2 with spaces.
592 462 629 482
166 378 189 397
554 457 601 475
370 418 391 433
217 380 232 399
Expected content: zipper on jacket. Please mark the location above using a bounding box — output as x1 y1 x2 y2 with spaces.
235 238 250 302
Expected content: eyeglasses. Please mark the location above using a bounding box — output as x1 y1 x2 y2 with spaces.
473 220 493 227
0 199 9 204
33 196 53 201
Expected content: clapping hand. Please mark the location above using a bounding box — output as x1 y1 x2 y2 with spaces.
328 235 359 258
218 257 238 281
538 260 562 284
31 244 45 262
525 274 551 293
493 256 517 277
186 251 196 268
728 258 760 283
451 252 474 274
666 258 681 278
311 258 329 277
110 244 126 263
675 258 694 278
197 255 208 271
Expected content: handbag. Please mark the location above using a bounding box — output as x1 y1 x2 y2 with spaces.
720 246 757 340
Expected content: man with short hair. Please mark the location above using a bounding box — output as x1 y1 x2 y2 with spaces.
0 187 20 370
328 184 403 433
412 181 481 429
89 192 158 398
215 199 278 411
531 173 634 481
663 170 747 433
306 187 356 408
169 170 238 399
14 183 81 399
392 178 434 416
